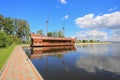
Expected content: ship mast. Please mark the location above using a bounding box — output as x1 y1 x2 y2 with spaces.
46 10 49 36
63 19 65 37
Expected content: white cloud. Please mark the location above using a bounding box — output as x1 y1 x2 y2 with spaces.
75 12 120 29
59 0 67 4
76 30 108 40
63 15 69 20
109 29 120 41
75 12 120 41
109 7 117 12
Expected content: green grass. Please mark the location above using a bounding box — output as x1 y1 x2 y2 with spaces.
0 44 15 70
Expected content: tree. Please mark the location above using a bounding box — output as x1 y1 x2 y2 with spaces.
77 40 81 43
0 15 15 35
58 30 64 38
47 30 64 37
0 15 4 31
0 14 31 45
89 40 94 43
47 32 53 37
53 31 57 37
98 40 100 42
82 40 88 43
2 17 14 35
0 31 13 47
37 30 44 36
14 19 30 42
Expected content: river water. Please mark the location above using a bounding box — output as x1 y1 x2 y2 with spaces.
25 42 120 80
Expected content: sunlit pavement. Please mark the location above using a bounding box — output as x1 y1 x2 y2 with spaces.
0 46 43 80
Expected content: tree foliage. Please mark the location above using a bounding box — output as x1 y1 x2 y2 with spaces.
82 40 88 43
47 30 64 38
14 19 30 42
0 14 31 47
77 40 100 43
37 30 44 36
0 31 13 47
0 16 14 35
47 32 53 37
89 40 94 43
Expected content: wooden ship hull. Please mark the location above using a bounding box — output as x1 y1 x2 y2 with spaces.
30 34 76 47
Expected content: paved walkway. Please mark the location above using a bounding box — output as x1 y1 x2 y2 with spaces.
0 46 43 80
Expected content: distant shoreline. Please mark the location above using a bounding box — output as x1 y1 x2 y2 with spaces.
75 42 111 45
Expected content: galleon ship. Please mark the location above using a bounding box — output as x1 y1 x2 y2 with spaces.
30 34 76 47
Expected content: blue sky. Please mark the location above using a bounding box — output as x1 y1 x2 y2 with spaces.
0 0 120 41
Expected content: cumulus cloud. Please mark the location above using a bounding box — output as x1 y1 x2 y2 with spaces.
75 12 120 41
76 30 108 40
59 0 67 4
75 12 120 29
109 29 120 41
63 15 69 20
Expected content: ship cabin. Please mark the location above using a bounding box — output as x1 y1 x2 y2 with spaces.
30 34 76 47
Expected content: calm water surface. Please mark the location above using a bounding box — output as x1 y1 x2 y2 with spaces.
25 43 120 80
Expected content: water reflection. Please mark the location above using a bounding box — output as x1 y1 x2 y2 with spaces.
28 46 76 80
30 46 76 60
76 44 120 73
76 55 120 73
24 43 120 80
76 44 109 55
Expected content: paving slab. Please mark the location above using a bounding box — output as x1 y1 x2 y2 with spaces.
0 46 43 80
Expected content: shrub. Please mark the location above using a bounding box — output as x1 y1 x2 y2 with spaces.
0 31 13 47
11 36 22 44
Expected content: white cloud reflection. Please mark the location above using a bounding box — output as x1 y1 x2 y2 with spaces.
76 56 120 73
76 44 109 55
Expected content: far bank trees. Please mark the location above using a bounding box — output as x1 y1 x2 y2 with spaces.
77 40 100 43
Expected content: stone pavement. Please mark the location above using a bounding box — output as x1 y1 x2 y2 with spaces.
0 46 43 80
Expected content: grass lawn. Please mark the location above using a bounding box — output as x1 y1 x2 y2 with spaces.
0 44 15 70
